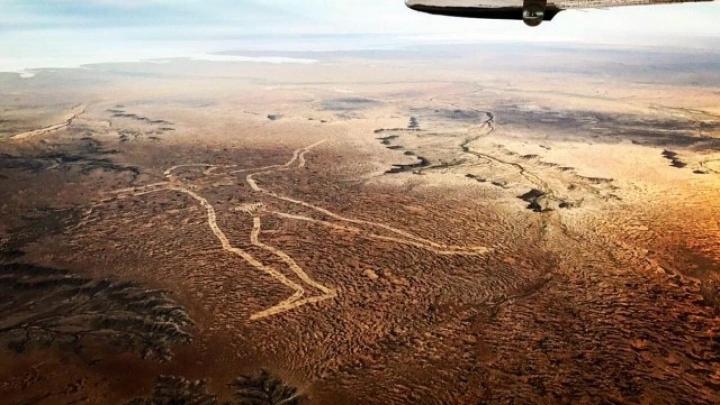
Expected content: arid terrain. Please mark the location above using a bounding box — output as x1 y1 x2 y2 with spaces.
1 45 720 404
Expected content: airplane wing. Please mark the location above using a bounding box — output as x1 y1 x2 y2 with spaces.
405 0 713 26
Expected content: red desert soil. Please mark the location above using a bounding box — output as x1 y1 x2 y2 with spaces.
1 56 719 403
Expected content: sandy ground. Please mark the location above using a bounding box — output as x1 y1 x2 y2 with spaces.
1 47 719 404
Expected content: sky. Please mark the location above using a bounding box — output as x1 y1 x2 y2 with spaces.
1 0 719 74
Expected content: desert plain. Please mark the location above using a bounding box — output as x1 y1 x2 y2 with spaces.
1 44 720 404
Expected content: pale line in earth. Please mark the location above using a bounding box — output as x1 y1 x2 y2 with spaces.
245 140 326 191
246 213 336 320
270 211 488 255
164 164 238 176
106 141 334 320
11 105 86 141
104 139 488 320
245 141 489 251
167 184 313 320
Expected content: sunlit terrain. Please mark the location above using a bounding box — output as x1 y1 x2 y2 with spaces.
0 40 719 403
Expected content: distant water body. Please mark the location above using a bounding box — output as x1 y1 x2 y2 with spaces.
2 24 719 79
0 29 426 79
1 55 319 79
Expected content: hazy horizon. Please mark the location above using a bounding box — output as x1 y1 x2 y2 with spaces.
1 0 719 77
